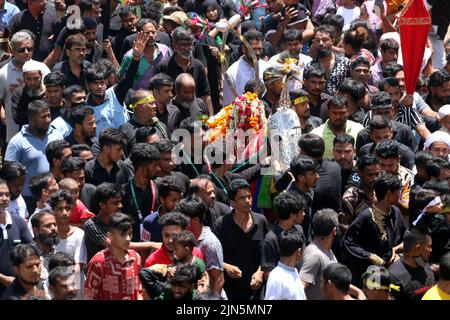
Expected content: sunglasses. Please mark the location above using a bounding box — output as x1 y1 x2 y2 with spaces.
14 46 34 53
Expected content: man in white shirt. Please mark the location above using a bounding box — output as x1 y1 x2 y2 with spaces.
0 30 50 142
267 29 312 92
0 160 28 220
265 229 306 300
222 30 269 106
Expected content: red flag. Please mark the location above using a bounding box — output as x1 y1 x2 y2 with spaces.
398 0 431 94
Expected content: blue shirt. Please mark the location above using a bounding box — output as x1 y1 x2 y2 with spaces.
142 210 163 242
5 125 63 197
51 115 72 138
0 2 20 33
87 87 129 137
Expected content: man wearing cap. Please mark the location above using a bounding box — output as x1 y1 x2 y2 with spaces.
438 104 450 135
0 31 50 143
261 67 284 116
10 59 51 130
162 11 188 36
424 130 450 160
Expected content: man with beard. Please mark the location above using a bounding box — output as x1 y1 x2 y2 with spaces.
389 227 435 300
222 30 269 106
302 66 331 122
0 31 50 143
172 73 210 122
342 173 406 287
5 100 63 210
311 95 364 159
309 25 351 96
1 244 42 300
85 31 143 137
112 6 138 64
332 134 357 193
187 175 231 228
11 60 50 129
65 105 97 147
0 161 28 220
48 265 78 300
148 75 180 136
51 85 87 138
341 154 380 233
52 34 92 89
426 70 450 114
120 90 168 154
119 19 171 91
122 143 161 242
84 128 132 186
30 210 59 281
261 67 285 116
155 27 213 115
0 179 33 297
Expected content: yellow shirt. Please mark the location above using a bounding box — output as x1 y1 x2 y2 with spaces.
422 285 450 300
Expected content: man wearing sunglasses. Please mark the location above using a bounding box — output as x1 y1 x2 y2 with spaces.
0 31 49 144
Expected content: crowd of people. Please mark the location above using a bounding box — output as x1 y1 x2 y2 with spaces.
0 0 449 301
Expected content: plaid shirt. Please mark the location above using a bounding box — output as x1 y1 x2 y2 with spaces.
84 248 142 300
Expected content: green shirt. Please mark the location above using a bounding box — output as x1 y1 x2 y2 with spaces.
311 119 364 159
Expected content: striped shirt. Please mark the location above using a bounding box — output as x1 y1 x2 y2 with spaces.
362 106 424 129
84 216 109 262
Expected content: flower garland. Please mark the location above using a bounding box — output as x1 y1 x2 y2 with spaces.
208 92 267 143
240 0 267 19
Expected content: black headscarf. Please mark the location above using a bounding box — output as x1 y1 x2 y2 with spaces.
200 0 223 22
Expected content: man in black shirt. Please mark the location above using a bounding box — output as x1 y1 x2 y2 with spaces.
332 134 358 194
261 191 306 280
154 139 190 191
356 92 417 152
11 60 47 129
65 105 96 147
43 72 66 120
122 143 161 242
303 66 331 122
45 139 72 182
155 27 212 114
149 73 180 136
111 6 137 64
172 73 211 121
52 34 92 89
61 156 96 212
84 128 132 186
6 0 56 61
1 244 43 300
389 227 435 300
213 179 268 300
187 175 231 228
358 116 415 170
119 89 169 154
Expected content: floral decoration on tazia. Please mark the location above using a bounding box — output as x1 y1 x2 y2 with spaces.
208 92 267 143
186 12 209 42
239 0 267 19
